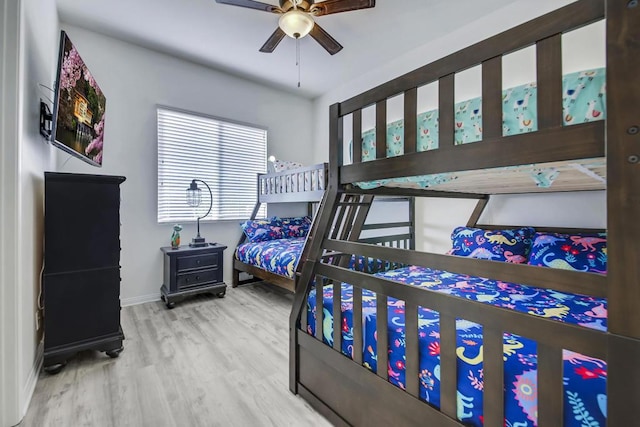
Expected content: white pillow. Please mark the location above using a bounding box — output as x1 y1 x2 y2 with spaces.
273 160 303 172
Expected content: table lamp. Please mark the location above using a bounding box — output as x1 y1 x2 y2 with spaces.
186 179 212 247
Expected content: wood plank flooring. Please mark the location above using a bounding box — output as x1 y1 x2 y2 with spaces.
21 284 332 427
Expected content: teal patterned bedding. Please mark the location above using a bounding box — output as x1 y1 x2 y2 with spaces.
307 265 607 426
354 68 606 189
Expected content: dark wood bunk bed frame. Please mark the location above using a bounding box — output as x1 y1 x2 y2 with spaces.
233 163 416 292
233 163 328 293
289 1 639 426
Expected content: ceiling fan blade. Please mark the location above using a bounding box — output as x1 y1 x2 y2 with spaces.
215 0 282 13
259 27 287 53
309 23 343 55
310 0 375 16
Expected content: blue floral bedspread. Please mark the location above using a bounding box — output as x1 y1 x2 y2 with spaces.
307 265 607 426
236 238 306 278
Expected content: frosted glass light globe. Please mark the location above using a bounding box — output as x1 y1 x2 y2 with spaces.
278 10 314 39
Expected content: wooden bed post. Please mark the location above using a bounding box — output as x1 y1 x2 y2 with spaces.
329 102 343 191
606 0 640 424
289 188 340 394
290 104 344 395
408 197 416 250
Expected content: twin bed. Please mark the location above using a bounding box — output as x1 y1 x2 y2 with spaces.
232 163 327 293
233 163 414 293
287 1 639 426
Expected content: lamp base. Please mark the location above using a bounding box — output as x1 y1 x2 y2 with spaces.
189 236 208 248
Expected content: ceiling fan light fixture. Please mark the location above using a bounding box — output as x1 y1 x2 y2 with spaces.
278 10 314 39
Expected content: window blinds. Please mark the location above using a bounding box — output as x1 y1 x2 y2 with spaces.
157 107 267 223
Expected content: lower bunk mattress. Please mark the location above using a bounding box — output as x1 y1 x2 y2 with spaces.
235 238 394 279
236 237 306 279
307 265 607 427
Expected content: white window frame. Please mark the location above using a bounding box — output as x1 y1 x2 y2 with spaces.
157 106 267 224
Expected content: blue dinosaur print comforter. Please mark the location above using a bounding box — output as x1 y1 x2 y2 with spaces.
236 238 396 279
236 238 306 278
307 265 607 426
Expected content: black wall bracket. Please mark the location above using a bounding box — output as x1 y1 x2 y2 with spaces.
40 100 52 139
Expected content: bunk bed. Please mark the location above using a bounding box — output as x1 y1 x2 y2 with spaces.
289 1 639 426
233 163 415 292
233 163 327 292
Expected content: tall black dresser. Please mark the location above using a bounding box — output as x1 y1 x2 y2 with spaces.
43 172 126 373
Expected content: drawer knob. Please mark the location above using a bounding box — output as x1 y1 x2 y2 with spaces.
195 276 200 280
197 260 201 264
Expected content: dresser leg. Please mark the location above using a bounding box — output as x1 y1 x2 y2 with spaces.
44 362 66 375
106 346 124 358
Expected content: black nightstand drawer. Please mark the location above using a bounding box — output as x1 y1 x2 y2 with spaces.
177 253 219 271
177 268 219 289
161 243 228 308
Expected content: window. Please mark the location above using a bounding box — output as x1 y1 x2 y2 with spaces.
157 107 267 223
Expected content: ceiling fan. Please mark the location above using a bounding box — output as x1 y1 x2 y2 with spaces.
215 0 376 55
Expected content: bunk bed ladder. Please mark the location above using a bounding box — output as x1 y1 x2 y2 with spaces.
289 187 340 395
289 190 376 393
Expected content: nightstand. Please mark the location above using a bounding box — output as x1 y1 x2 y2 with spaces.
160 243 227 308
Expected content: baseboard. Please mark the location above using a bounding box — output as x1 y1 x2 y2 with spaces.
121 293 160 307
21 340 43 420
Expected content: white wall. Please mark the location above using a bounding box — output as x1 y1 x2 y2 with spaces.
311 0 607 253
0 0 58 425
18 0 58 410
56 25 315 305
1 2 23 425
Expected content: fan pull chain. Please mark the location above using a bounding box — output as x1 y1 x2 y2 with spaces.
296 36 301 88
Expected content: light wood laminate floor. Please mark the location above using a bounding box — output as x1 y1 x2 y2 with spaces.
21 284 332 427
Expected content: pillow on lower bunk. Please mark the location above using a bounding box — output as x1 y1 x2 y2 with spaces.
240 217 283 242
528 232 607 273
448 226 534 263
281 216 312 238
272 160 303 172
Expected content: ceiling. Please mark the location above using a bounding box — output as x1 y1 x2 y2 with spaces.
57 0 515 99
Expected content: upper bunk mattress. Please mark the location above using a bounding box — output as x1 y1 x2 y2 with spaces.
307 265 607 427
353 68 606 194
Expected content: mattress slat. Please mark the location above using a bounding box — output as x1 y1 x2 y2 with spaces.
482 56 502 139
536 34 563 130
353 286 363 365
376 100 387 160
316 277 324 343
538 343 564 426
404 88 417 154
376 292 389 380
405 301 419 398
439 74 455 150
333 282 341 352
439 313 457 419
483 328 505 427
